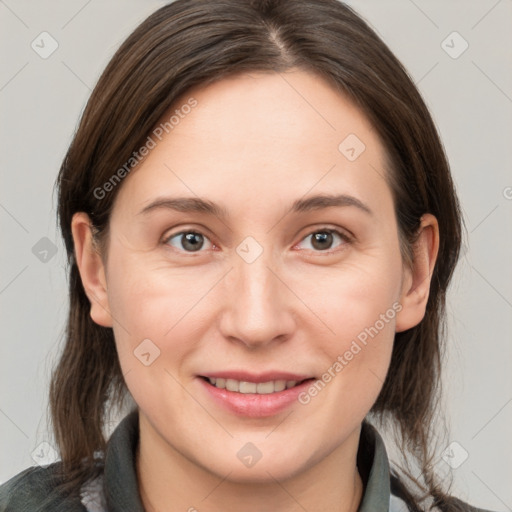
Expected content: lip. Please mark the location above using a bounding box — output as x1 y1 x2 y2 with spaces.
200 371 312 383
197 371 316 418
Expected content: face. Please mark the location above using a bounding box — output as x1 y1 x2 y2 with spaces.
78 69 425 483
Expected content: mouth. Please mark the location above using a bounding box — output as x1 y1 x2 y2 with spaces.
200 376 313 394
197 372 316 417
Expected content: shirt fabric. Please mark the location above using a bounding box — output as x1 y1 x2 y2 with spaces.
0 410 494 511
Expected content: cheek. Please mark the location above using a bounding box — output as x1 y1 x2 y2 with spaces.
105 254 204 369
296 251 402 341
295 276 398 432
105 262 205 417
292 251 401 398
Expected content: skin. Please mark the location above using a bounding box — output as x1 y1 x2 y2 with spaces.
72 69 439 512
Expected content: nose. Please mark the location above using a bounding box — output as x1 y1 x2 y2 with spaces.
218 245 296 349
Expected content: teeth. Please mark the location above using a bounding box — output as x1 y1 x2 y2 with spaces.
257 381 277 394
226 379 239 392
207 377 300 394
239 381 257 393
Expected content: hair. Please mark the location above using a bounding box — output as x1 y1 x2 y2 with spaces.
49 0 466 509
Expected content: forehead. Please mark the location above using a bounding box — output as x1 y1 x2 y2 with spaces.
111 69 391 221
166 69 378 155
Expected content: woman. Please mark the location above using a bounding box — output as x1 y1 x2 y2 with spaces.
0 0 497 511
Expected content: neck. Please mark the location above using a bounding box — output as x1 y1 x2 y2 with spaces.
136 416 364 512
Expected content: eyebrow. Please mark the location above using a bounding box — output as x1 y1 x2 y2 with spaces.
138 193 373 218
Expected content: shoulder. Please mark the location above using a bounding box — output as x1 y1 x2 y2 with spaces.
0 463 86 512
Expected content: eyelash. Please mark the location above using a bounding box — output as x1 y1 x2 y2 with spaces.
162 227 352 256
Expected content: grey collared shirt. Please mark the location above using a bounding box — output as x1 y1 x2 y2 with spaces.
80 412 408 512
0 411 493 511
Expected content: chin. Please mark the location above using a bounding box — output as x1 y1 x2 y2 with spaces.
211 460 306 484
196 441 316 484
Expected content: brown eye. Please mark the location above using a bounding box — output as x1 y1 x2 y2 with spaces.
297 229 350 252
164 231 212 252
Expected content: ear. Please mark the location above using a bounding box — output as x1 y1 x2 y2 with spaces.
71 212 113 328
395 213 440 333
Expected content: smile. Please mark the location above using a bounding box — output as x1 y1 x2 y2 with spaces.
198 373 316 417
206 377 304 394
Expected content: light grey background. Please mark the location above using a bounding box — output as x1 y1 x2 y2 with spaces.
1 0 511 510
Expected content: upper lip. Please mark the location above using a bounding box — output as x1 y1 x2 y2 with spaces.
200 371 314 383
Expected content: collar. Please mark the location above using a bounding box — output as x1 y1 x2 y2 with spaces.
102 410 393 512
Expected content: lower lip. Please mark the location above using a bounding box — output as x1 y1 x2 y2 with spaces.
198 378 315 418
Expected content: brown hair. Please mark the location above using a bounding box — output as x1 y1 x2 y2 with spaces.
51 0 466 509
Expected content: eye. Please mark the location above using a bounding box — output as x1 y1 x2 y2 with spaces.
164 230 214 253
163 227 350 254
295 228 351 253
